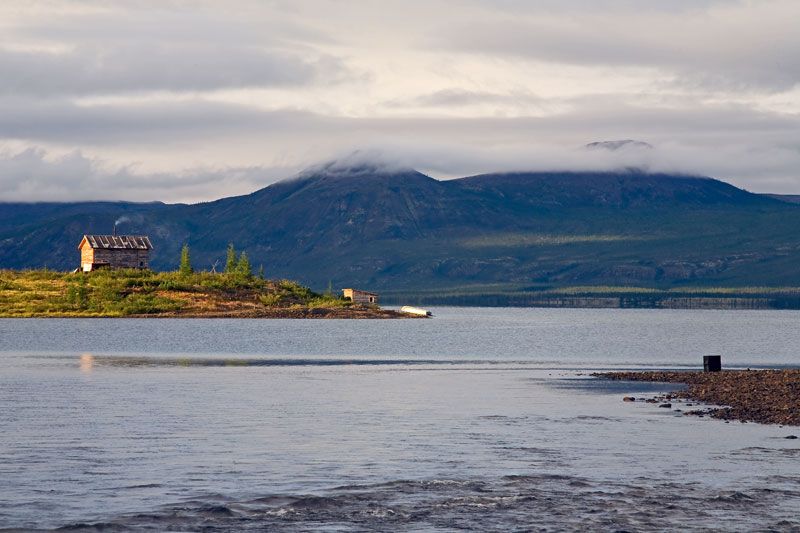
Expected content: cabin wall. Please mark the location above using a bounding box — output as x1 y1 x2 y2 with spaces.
82 248 150 270
343 289 379 304
80 246 95 268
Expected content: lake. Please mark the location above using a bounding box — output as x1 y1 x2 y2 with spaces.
1 308 799 531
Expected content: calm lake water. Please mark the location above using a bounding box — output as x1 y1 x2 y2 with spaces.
1 308 799 531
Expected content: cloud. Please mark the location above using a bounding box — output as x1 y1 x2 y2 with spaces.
0 1 799 201
434 0 800 92
390 88 544 108
3 119 800 205
0 146 293 202
0 97 319 144
0 45 347 96
335 139 800 195
5 92 796 147
0 2 352 97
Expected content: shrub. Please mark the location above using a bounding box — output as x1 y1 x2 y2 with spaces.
158 278 189 291
116 293 183 315
259 293 283 306
306 295 349 308
278 279 313 299
66 276 89 310
0 279 22 291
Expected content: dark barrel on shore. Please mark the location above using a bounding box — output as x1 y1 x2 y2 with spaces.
703 355 722 372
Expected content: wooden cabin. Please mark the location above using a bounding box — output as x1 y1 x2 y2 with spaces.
78 235 153 272
342 288 379 304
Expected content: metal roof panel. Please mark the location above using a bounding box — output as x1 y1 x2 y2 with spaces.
81 235 153 250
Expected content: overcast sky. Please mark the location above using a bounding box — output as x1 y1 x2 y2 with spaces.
1 0 798 202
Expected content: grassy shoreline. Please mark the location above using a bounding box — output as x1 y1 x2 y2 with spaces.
0 269 410 319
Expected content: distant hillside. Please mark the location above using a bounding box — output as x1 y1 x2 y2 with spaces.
765 194 800 204
2 165 800 291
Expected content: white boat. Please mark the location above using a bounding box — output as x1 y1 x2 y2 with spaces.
400 305 432 317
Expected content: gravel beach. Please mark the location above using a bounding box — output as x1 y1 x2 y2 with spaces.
596 369 800 426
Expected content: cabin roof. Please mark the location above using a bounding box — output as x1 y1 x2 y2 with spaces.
79 235 153 250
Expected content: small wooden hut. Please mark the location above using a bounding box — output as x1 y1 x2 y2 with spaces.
78 235 153 272
342 288 379 304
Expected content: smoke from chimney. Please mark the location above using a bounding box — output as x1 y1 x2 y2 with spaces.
113 216 131 236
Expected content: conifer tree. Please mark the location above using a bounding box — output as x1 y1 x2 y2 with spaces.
179 244 193 276
225 243 237 273
236 251 252 279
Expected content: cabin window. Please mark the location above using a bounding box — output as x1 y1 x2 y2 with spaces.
139 261 144 267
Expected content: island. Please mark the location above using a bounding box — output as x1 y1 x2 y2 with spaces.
596 370 800 426
0 269 416 319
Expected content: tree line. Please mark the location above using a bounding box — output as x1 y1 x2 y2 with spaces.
179 243 263 279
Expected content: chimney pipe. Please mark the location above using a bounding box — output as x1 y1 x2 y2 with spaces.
113 223 117 236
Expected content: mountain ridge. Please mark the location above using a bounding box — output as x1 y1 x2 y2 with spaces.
2 165 799 291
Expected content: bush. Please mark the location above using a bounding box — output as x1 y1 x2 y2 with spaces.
66 276 89 310
278 279 314 299
259 293 283 306
306 295 349 308
0 279 22 291
158 278 190 291
19 269 63 281
115 293 183 315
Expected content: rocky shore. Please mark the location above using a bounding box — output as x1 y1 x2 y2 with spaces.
595 370 800 426
136 306 414 319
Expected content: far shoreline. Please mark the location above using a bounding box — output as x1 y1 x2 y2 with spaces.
380 286 800 310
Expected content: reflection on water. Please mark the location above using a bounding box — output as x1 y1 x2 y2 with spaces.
79 353 94 373
66 354 503 368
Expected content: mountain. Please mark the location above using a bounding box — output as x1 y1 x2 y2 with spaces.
584 139 654 151
2 165 800 291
